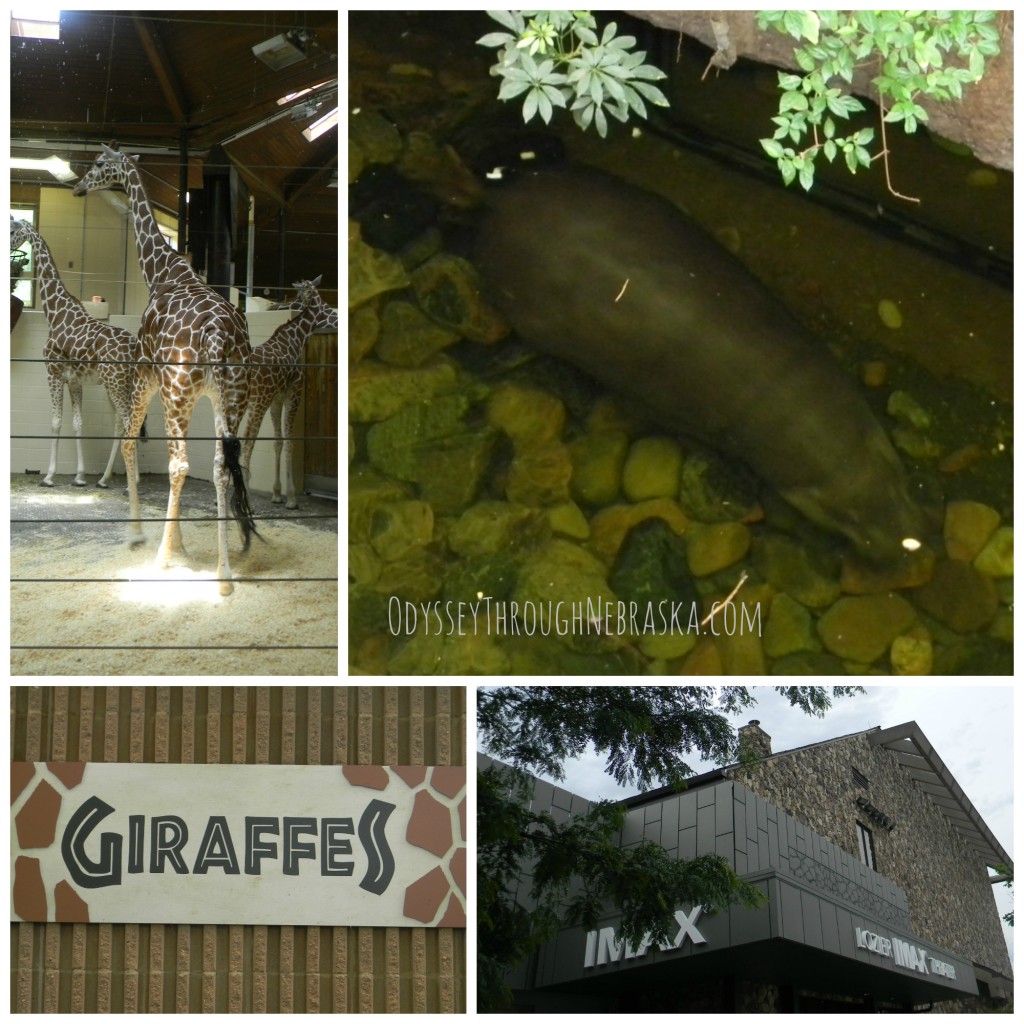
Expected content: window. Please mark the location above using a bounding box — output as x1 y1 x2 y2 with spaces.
11 206 37 308
851 766 870 790
856 822 876 870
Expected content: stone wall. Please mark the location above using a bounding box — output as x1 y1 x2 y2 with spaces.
726 729 1011 979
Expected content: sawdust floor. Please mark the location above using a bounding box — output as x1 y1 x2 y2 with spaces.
11 472 338 676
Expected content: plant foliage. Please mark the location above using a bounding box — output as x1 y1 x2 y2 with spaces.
478 10 669 138
757 10 1002 194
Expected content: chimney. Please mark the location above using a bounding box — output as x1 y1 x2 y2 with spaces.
738 719 772 760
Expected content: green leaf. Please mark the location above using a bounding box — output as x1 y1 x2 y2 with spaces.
522 88 539 123
823 138 837 161
497 76 532 101
798 160 816 191
630 79 670 107
779 90 809 112
760 138 785 159
487 10 520 32
477 31 516 48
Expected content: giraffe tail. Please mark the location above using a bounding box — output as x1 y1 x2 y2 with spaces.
222 435 262 551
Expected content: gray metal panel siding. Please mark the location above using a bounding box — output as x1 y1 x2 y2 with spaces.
801 890 824 949
779 882 805 943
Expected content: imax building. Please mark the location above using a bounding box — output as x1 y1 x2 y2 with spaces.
486 720 1012 1013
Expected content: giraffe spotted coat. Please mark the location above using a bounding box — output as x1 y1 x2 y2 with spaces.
242 276 338 509
74 143 256 596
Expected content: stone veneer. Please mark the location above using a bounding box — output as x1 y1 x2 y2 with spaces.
725 729 1011 982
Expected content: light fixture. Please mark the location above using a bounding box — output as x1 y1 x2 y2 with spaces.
302 106 338 143
252 29 308 71
11 6 61 40
11 155 77 182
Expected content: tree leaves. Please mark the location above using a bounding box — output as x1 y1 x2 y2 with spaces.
479 11 668 138
757 10 1001 192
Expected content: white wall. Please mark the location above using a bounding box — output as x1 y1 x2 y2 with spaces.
11 310 307 497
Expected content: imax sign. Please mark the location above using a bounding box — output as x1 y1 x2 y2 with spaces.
584 907 706 968
855 927 957 980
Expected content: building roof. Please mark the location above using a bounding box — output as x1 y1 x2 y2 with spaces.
868 722 1013 879
622 721 1012 880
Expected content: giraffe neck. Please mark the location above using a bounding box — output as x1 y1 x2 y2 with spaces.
23 229 82 324
266 304 321 357
122 158 198 291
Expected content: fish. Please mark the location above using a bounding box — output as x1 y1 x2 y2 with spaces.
473 164 925 560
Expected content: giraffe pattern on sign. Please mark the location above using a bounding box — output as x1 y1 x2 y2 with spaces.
73 143 258 595
241 276 339 509
10 219 147 519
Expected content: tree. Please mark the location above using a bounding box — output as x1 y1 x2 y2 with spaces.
477 685 862 1012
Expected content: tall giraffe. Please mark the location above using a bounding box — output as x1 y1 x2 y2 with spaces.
241 276 339 509
11 218 144 502
73 143 257 595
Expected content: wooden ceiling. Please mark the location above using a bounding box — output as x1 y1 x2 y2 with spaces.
11 9 338 299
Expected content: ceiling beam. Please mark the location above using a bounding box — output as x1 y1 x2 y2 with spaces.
132 15 189 126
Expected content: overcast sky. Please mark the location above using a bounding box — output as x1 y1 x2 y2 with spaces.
478 684 1014 962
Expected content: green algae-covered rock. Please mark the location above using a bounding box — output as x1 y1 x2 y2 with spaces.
817 593 917 663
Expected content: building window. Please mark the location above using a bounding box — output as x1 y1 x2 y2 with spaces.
851 766 870 790
856 822 876 870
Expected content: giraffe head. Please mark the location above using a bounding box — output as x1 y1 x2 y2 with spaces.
72 143 134 197
10 217 34 250
291 275 339 331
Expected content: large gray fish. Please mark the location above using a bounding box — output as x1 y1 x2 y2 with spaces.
473 165 926 561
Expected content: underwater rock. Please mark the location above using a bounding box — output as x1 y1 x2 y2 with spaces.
569 431 630 506
890 630 934 676
547 502 591 540
763 592 818 659
911 559 999 634
816 593 917 664
410 253 507 344
349 110 403 166
973 526 1013 578
487 383 566 447
349 359 459 423
348 227 409 309
349 304 380 363
685 521 751 577
608 517 697 613
943 499 1001 562
505 442 573 507
877 298 904 330
369 500 435 562
588 498 690 565
448 501 548 558
377 300 460 367
752 533 840 609
622 437 684 502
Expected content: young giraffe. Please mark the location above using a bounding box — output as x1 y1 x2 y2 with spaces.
73 143 257 595
241 275 339 509
11 218 144 503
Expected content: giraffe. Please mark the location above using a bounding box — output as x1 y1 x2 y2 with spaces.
10 218 145 506
73 143 258 596
241 276 339 509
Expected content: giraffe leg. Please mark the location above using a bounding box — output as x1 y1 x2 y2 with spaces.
156 411 190 568
97 437 119 489
41 371 64 487
240 392 271 483
121 390 152 548
69 383 88 486
281 389 302 510
269 396 285 505
212 432 234 596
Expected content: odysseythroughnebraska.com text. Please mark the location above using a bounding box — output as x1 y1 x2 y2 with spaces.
387 597 761 638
